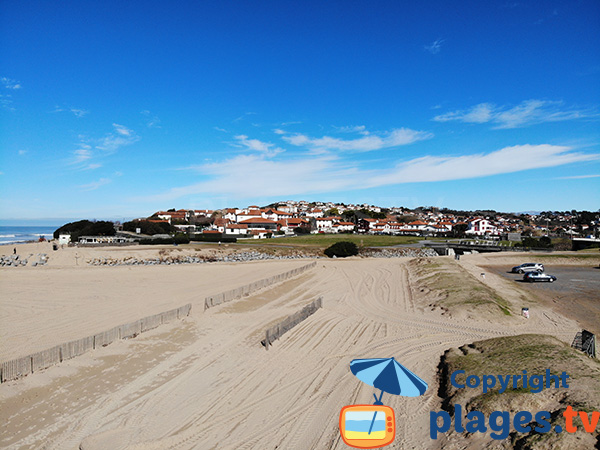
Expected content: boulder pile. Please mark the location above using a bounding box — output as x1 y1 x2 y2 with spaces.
360 248 438 258
1 253 48 267
87 251 318 266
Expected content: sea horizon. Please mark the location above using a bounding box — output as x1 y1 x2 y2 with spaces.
0 225 56 246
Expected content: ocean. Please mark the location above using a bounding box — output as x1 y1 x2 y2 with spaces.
0 226 56 245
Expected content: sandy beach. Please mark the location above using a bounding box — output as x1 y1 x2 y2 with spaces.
0 244 594 449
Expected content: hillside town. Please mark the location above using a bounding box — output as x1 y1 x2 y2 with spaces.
132 200 598 240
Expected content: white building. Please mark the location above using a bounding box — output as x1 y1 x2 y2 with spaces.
224 224 248 236
465 218 499 236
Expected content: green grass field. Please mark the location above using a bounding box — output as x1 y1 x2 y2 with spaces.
240 234 436 248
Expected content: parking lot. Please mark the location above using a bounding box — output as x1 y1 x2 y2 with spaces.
486 264 600 335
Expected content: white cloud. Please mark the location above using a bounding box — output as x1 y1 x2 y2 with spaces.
18 150 27 156
214 126 228 133
73 144 93 163
273 128 286 135
282 128 433 153
424 39 445 54
139 144 597 202
234 135 284 157
1 77 21 89
69 124 139 168
70 108 88 118
52 106 89 117
373 145 596 185
555 174 600 180
0 94 14 110
97 124 140 151
332 125 369 135
79 177 112 191
434 100 598 129
112 123 132 136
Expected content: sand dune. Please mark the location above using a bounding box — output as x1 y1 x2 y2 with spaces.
0 250 580 449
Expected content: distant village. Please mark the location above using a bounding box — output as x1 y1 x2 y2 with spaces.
120 200 598 241
55 200 599 247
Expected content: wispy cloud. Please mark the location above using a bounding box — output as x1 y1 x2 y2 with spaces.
52 106 89 117
18 150 27 156
141 110 161 128
70 124 139 169
0 94 14 111
214 126 228 133
332 125 370 135
1 77 21 90
73 143 93 164
70 108 88 117
282 128 433 153
554 174 600 180
233 112 257 122
424 39 445 54
0 77 21 110
433 100 599 129
85 163 102 170
97 124 140 152
234 135 284 157
139 144 597 202
79 177 112 191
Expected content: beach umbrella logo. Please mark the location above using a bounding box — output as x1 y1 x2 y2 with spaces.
339 357 428 449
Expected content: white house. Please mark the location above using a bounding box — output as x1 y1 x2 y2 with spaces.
262 209 293 222
336 221 355 233
315 217 335 232
405 220 428 231
222 209 239 221
465 218 499 236
224 224 248 236
306 208 324 218
236 210 263 223
239 217 278 232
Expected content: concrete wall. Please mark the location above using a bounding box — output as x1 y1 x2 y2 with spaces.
263 296 323 349
204 261 317 310
0 302 192 383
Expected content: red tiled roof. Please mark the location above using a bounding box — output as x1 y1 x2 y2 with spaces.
250 230 268 235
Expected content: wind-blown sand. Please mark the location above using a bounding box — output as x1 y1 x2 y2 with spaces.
0 246 583 449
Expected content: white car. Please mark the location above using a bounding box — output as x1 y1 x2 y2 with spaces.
511 263 544 274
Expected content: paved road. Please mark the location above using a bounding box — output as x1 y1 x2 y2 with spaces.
494 266 600 295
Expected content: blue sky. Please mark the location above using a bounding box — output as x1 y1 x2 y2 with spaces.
1 0 599 223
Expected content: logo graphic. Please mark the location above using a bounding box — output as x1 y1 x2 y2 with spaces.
339 357 428 449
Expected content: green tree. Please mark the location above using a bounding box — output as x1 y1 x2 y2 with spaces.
324 241 359 258
452 223 468 238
